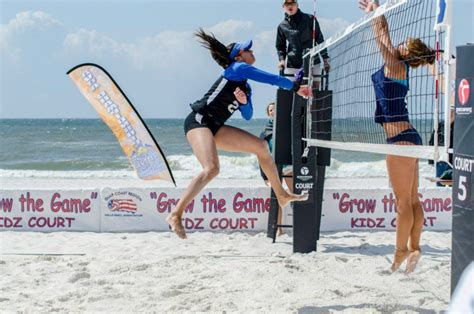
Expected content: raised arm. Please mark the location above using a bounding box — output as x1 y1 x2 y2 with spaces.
360 0 400 69
224 63 311 98
237 63 312 98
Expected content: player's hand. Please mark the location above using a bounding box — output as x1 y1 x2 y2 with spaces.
297 85 312 98
359 0 379 13
278 60 286 70
234 87 247 104
323 59 331 72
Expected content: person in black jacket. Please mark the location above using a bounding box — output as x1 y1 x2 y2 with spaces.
276 0 330 73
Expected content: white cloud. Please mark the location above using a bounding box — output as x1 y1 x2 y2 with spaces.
254 30 277 57
63 28 122 57
0 11 61 61
318 17 352 39
207 20 254 42
62 19 258 71
5 11 61 32
60 16 352 72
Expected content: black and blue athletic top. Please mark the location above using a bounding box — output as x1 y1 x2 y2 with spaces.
190 61 297 125
371 64 410 125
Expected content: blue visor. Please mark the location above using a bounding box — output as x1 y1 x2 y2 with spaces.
229 40 253 60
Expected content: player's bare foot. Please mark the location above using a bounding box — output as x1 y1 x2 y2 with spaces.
405 250 421 274
391 248 410 272
278 191 309 209
166 213 187 239
277 227 285 237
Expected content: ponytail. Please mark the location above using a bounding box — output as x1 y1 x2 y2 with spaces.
405 38 436 68
195 28 233 69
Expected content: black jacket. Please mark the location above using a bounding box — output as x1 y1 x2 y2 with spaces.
276 9 329 69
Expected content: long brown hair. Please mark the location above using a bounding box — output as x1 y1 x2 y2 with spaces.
194 28 235 69
403 38 436 68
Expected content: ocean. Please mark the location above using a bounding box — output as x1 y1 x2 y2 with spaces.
0 119 435 180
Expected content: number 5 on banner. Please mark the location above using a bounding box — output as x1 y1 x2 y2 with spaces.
457 176 467 202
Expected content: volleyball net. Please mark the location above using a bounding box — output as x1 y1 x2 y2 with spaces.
304 0 453 161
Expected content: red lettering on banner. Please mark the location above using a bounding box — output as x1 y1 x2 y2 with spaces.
19 192 44 212
0 217 23 228
0 198 14 212
382 193 397 213
183 218 205 230
233 193 269 213
444 198 452 212
390 217 437 228
50 193 91 213
28 217 75 229
339 193 376 214
201 193 226 213
351 217 386 229
156 193 194 213
210 218 258 230
419 193 452 213
194 218 204 229
424 216 437 227
383 193 451 214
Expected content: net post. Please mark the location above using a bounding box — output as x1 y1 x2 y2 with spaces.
435 0 454 163
443 0 454 162
266 164 283 242
450 44 474 296
292 94 319 253
291 54 331 253
266 73 294 241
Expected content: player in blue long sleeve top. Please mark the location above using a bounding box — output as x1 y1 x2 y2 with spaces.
167 29 311 239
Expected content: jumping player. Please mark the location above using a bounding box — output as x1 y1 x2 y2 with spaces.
166 29 311 239
360 0 436 273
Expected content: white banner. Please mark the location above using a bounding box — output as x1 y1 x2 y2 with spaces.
317 188 452 231
0 189 101 232
100 187 272 232
1 188 452 232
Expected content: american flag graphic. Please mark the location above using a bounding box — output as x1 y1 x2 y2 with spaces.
108 199 138 213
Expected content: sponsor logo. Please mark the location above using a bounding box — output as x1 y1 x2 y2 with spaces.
459 79 470 105
104 191 143 217
456 79 472 115
297 166 312 182
108 199 137 213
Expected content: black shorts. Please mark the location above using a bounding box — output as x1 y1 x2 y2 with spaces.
184 111 223 136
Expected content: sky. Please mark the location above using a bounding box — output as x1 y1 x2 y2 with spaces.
1 0 473 119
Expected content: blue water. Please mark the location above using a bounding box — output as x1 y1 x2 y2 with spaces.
0 119 388 172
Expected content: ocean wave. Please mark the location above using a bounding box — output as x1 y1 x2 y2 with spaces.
0 169 135 179
1 154 436 180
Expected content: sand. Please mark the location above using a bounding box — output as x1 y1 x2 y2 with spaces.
0 230 451 313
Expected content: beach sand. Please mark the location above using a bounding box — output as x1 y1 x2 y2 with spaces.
0 230 451 312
